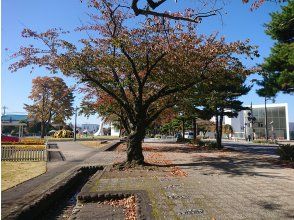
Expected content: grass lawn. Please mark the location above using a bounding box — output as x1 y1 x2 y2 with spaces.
77 141 109 149
1 161 46 191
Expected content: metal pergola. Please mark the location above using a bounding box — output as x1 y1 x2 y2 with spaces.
1 122 27 138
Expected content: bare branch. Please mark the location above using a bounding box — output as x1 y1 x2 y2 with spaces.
131 0 220 23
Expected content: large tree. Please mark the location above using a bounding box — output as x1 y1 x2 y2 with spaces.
24 76 74 138
10 0 257 165
258 0 294 94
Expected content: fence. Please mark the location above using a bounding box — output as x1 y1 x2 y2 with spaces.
1 146 48 161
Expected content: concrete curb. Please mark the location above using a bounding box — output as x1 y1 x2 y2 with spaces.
100 140 123 151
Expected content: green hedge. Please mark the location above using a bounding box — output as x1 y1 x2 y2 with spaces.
252 140 277 144
277 144 294 161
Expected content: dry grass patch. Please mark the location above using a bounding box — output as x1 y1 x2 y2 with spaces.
1 161 46 191
78 141 109 149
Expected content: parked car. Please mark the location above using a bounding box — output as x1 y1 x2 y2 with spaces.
184 132 194 139
1 135 19 142
175 133 182 139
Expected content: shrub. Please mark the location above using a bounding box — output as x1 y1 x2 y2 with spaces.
190 137 202 145
197 140 206 147
206 141 218 149
1 145 46 150
20 138 45 144
194 139 218 149
277 144 294 161
253 139 276 144
2 141 45 145
1 135 19 142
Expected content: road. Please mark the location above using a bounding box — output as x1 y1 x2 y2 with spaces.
222 141 279 157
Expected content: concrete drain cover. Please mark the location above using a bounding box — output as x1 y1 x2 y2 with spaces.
159 178 172 182
164 184 181 189
167 194 189 199
178 209 204 215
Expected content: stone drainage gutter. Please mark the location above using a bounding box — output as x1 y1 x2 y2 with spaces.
4 166 103 220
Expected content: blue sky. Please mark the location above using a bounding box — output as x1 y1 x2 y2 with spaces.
1 0 293 123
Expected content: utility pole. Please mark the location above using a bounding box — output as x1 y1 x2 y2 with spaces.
246 103 256 141
74 107 78 141
244 123 247 141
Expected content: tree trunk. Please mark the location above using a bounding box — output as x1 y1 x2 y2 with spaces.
215 114 221 149
192 118 197 141
215 114 219 141
216 113 224 149
182 119 185 139
126 129 145 165
40 121 46 138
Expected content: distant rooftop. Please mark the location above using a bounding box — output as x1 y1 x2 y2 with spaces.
1 114 28 122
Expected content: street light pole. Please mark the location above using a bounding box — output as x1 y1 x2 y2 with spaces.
264 97 269 141
74 107 77 141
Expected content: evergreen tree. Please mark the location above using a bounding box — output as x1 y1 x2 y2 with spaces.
197 74 251 148
259 1 294 94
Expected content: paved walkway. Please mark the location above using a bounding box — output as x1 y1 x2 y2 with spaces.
1 141 119 218
89 143 294 219
2 141 294 219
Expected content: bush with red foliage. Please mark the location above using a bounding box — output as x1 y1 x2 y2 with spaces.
1 135 19 143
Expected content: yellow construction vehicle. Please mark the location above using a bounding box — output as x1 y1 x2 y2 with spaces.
53 129 74 138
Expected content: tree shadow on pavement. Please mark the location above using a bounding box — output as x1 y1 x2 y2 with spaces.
255 200 294 219
154 153 292 179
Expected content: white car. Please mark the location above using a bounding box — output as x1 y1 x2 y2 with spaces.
184 132 194 139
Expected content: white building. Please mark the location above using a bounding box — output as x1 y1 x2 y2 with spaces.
224 103 290 140
81 124 99 134
110 123 120 136
289 122 294 140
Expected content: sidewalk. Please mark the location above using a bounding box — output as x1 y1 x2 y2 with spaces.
87 143 294 219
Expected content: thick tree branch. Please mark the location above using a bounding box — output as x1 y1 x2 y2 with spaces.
147 0 167 9
144 81 196 109
81 70 136 124
146 102 175 126
142 52 166 86
131 0 220 23
120 46 142 86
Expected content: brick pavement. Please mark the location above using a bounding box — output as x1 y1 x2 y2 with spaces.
88 143 294 219
2 141 294 219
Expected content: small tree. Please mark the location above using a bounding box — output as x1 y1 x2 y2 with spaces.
223 124 234 139
197 120 215 138
196 71 251 148
24 76 74 138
